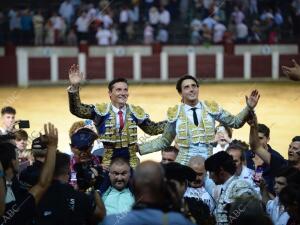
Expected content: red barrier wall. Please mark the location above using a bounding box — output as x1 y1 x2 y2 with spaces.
114 57 133 79
224 55 244 78
29 58 51 80
169 56 188 78
196 55 215 79
141 56 160 79
251 56 272 78
86 57 106 79
0 56 17 85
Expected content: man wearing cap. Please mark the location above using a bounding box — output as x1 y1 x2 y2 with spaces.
19 135 48 188
67 64 166 167
139 75 260 165
69 128 101 188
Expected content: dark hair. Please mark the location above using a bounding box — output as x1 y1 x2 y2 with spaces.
216 124 233 138
279 184 300 215
176 75 199 93
110 156 130 168
162 146 179 156
14 129 29 140
292 136 300 142
108 78 128 92
205 151 236 175
0 143 17 171
1 106 16 115
258 124 270 138
275 166 300 185
226 140 249 162
54 152 70 177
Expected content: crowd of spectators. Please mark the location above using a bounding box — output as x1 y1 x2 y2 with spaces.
1 68 300 224
0 0 299 46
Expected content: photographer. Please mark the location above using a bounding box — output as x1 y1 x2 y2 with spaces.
69 128 102 189
0 123 58 225
35 152 106 225
19 136 48 187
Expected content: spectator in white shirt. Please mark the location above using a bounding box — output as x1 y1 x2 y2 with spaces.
231 6 245 24
102 11 113 29
59 0 74 26
96 26 111 45
144 22 154 44
33 10 44 45
236 22 248 43
149 6 159 34
75 11 90 43
184 156 215 213
159 6 170 26
119 5 130 41
226 140 260 194
190 15 202 44
213 20 226 44
50 12 65 44
202 16 217 30
156 25 168 43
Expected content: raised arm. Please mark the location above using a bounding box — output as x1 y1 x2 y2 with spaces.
248 114 271 165
214 90 260 128
138 122 176 155
29 123 58 204
68 64 95 119
282 59 300 81
139 119 168 135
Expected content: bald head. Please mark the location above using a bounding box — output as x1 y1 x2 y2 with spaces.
133 161 164 202
188 156 206 188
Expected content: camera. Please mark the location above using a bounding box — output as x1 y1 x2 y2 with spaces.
73 161 104 191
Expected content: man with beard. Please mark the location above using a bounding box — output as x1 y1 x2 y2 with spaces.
138 75 260 165
67 64 166 167
249 114 300 173
184 156 215 213
102 157 134 215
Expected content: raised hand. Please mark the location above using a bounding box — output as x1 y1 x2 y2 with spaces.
69 64 83 85
43 123 58 149
282 59 300 81
245 89 260 109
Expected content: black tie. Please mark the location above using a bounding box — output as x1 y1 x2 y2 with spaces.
191 107 198 126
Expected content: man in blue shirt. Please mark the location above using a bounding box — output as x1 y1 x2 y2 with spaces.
245 123 285 194
102 157 134 215
102 161 196 225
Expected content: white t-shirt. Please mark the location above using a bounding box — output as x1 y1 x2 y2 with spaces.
213 22 226 43
102 14 113 29
159 9 170 25
267 197 290 225
119 9 129 23
236 23 248 39
96 29 111 45
75 16 89 32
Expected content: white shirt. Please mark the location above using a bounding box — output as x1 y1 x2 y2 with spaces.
267 197 290 225
159 9 170 25
119 9 129 23
213 22 226 43
184 102 202 126
102 14 113 29
238 165 260 195
149 10 160 25
231 11 245 24
59 1 74 21
212 143 229 155
236 23 248 39
96 29 111 45
75 16 89 32
111 104 126 130
184 186 215 213
202 17 216 30
190 18 202 32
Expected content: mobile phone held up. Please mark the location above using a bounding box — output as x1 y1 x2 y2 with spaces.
18 120 30 129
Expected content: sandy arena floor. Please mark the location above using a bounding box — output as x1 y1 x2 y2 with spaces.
1 82 299 161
